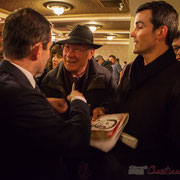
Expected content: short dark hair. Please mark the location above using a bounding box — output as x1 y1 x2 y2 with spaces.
3 8 52 60
136 1 179 46
174 31 180 40
109 55 116 59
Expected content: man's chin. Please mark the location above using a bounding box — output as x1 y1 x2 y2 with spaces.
133 49 139 54
35 70 45 77
64 64 76 72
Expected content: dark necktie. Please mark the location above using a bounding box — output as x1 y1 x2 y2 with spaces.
74 77 80 90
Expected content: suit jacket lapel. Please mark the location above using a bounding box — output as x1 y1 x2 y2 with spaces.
0 59 34 90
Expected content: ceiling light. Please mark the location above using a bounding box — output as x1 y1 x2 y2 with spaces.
106 35 117 40
85 24 102 32
52 7 64 15
107 36 113 40
89 26 97 32
44 1 73 16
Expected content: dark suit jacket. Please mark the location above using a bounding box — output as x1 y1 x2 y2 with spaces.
0 59 90 180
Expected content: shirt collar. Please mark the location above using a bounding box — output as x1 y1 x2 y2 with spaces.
9 61 36 88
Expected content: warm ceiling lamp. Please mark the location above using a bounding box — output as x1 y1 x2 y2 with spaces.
85 24 102 32
106 35 117 40
44 1 73 16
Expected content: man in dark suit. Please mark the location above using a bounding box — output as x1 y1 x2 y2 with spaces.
0 23 4 61
0 8 90 180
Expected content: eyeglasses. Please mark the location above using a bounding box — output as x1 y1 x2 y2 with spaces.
173 46 180 54
63 45 91 55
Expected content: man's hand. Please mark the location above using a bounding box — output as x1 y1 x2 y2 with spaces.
67 90 85 102
47 98 68 114
92 107 106 121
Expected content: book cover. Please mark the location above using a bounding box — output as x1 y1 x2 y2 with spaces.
90 113 129 152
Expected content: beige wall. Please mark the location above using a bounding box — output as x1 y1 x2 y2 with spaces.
94 0 180 64
94 44 129 63
127 0 180 62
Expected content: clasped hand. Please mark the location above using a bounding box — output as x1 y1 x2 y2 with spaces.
47 90 85 114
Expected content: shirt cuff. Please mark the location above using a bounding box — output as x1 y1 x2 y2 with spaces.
71 95 87 103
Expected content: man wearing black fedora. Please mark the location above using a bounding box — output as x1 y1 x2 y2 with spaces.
40 24 117 116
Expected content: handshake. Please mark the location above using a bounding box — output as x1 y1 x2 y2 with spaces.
47 83 86 114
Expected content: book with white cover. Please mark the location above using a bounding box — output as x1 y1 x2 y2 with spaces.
90 113 129 152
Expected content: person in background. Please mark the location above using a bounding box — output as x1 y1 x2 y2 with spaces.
91 1 180 179
118 60 128 85
0 8 90 180
47 43 63 71
95 55 113 73
40 24 117 115
37 43 63 85
117 58 126 69
172 30 180 60
123 61 127 65
0 23 4 61
108 55 122 84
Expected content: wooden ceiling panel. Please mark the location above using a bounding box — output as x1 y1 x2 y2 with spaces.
0 0 131 45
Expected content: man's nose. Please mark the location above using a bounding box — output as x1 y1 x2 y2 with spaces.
66 48 75 57
130 28 136 37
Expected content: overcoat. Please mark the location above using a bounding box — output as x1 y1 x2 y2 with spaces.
90 47 180 180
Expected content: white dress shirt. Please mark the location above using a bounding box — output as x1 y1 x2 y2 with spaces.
9 61 87 103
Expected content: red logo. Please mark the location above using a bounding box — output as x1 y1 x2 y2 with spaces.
147 165 180 175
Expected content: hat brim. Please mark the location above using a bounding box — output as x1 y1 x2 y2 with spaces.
57 38 102 49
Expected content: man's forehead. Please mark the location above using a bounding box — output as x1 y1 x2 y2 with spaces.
135 9 152 24
109 56 115 60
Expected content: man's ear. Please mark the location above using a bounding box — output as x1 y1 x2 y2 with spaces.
30 42 42 61
88 49 95 60
157 25 168 40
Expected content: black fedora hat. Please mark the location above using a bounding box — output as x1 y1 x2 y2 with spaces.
57 24 102 49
